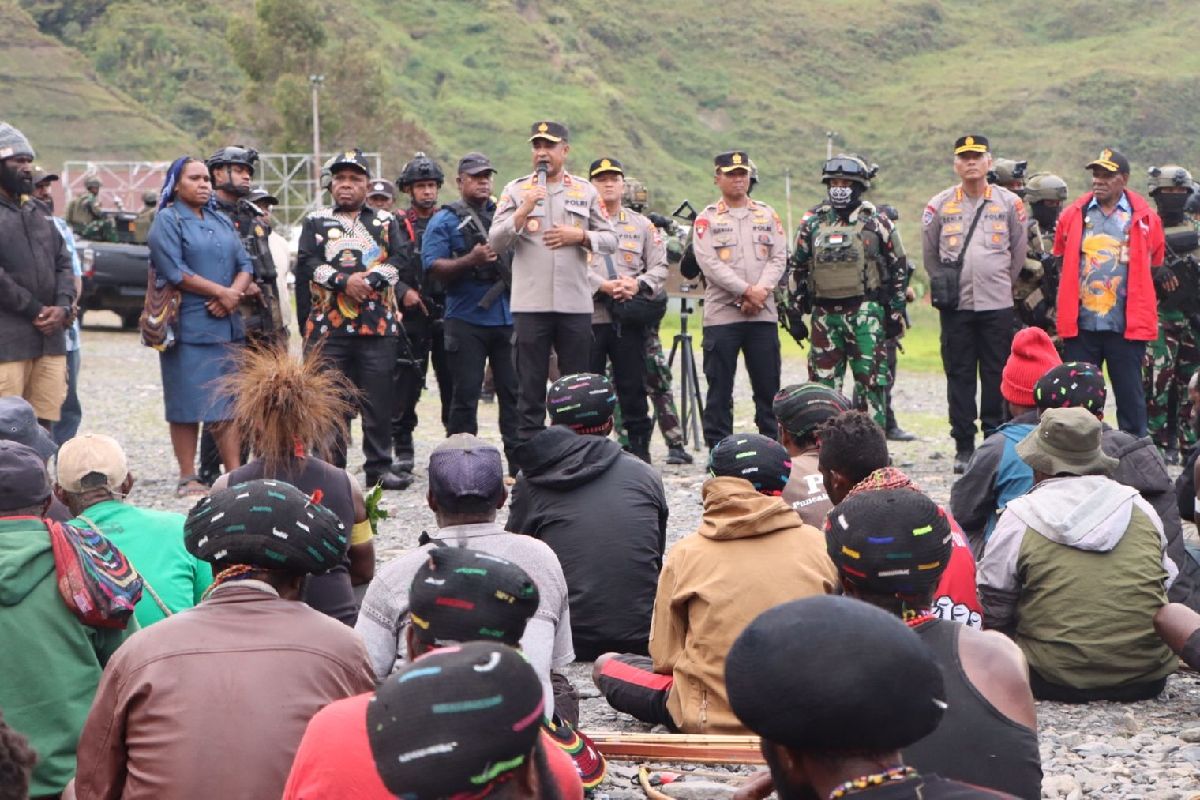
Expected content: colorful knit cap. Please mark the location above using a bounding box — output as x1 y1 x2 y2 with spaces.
429 434 505 511
409 545 539 647
825 487 953 595
1001 326 1062 406
544 716 607 790
184 479 348 574
772 383 852 440
1034 361 1106 416
845 466 919 496
708 433 792 496
368 642 545 799
546 373 616 434
725 595 946 753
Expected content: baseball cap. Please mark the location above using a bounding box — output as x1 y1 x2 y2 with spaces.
529 120 568 143
725 595 946 753
247 186 278 206
428 434 505 512
458 152 495 176
368 642 545 798
0 396 56 461
953 135 989 155
409 545 539 647
367 179 395 199
589 157 624 178
1086 147 1131 175
56 433 129 493
31 165 59 186
714 150 751 173
0 441 51 512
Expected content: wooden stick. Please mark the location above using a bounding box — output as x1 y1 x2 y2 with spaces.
590 732 766 764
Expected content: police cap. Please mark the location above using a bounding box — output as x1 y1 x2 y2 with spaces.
953 135 989 156
367 179 395 199
529 120 568 143
1086 147 1130 175
715 150 751 173
589 157 624 178
327 148 371 178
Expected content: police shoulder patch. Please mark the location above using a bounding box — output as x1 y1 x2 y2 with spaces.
922 205 936 226
1014 197 1027 223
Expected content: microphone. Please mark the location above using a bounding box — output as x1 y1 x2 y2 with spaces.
536 163 548 207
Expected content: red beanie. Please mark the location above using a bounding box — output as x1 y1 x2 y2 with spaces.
1002 328 1061 407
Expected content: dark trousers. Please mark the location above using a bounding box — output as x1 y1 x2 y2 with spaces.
939 307 1015 447
1029 668 1165 703
312 335 398 478
513 312 594 440
701 322 781 448
591 322 652 439
444 317 520 465
392 313 452 453
1064 330 1148 437
51 347 81 445
595 653 678 731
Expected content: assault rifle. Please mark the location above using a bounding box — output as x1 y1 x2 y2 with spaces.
459 214 512 311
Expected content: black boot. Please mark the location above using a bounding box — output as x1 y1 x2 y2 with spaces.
886 426 917 442
629 432 652 464
367 470 414 491
953 443 975 475
666 444 694 465
391 433 414 475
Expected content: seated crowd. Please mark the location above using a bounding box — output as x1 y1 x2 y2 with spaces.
2 338 1200 800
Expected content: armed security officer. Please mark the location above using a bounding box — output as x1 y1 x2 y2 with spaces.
391 152 450 477
66 176 110 240
588 157 668 463
694 150 787 447
991 157 1054 335
298 148 410 490
1143 165 1200 463
793 154 905 431
1016 172 1069 334
133 190 157 244
422 152 521 475
923 135 1027 474
490 121 617 443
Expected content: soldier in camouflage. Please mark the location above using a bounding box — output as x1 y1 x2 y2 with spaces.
66 176 115 241
133 190 157 244
1143 165 1200 463
612 178 693 464
792 154 906 429
991 158 1054 334
1017 172 1069 337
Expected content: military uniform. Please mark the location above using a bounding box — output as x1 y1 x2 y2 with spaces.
490 122 617 440
297 151 407 485
133 204 156 245
923 136 1027 455
794 200 904 428
694 151 787 445
589 158 669 460
67 189 112 241
1144 166 1200 455
214 196 286 346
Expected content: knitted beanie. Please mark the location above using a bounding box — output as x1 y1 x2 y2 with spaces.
1034 362 1106 416
547 373 616 434
1001 327 1061 406
708 433 792 496
0 123 34 161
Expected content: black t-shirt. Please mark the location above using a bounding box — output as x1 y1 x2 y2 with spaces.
852 774 1018 799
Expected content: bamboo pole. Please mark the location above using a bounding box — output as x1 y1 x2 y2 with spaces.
590 732 765 765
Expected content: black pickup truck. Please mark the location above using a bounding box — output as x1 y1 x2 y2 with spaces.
76 212 148 329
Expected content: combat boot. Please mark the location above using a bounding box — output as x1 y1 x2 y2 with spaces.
367 470 414 491
391 433 415 475
629 432 652 464
666 445 694 465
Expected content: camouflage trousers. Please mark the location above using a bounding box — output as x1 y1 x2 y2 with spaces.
1143 313 1200 451
808 302 889 428
613 326 685 449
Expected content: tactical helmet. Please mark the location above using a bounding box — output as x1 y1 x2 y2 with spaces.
623 178 649 211
206 145 259 176
988 158 1028 187
1186 191 1200 216
821 154 875 189
142 190 158 205
84 176 101 191
1024 172 1068 204
397 152 444 190
1147 165 1195 195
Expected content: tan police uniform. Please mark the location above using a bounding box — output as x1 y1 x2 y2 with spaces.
590 207 669 325
490 172 617 314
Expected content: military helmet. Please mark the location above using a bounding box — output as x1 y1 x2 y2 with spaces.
988 158 1028 186
84 176 101 190
397 152 444 189
1024 172 1068 204
821 154 875 189
623 178 649 211
1186 191 1200 216
142 190 158 205
1147 165 1195 195
206 145 259 175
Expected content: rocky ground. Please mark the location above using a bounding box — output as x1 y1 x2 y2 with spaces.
77 315 1200 798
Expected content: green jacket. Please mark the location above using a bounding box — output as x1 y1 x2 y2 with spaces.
69 500 212 627
0 516 138 795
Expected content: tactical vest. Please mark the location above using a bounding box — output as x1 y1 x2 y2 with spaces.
810 213 880 301
1161 223 1200 314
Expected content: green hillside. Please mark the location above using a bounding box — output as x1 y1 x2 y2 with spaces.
13 0 1200 232
0 0 193 164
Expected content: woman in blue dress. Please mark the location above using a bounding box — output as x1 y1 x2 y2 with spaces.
148 157 254 496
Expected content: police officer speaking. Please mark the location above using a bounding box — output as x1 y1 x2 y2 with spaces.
792 154 906 431
490 120 617 443
923 134 1028 474
693 150 788 447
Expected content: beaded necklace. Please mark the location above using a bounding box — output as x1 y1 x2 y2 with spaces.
902 608 936 628
828 765 918 799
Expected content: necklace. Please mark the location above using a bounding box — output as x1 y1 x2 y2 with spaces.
828 766 918 799
901 608 936 628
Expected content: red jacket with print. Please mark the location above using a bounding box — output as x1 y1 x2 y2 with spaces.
1052 189 1164 341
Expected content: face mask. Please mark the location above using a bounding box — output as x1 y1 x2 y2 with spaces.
1155 192 1189 222
828 185 855 208
1032 202 1060 233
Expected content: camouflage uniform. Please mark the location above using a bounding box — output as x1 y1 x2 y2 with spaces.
614 326 685 449
794 194 904 429
1012 172 1068 339
1143 165 1200 453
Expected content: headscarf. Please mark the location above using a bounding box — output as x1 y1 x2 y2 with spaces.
158 155 194 211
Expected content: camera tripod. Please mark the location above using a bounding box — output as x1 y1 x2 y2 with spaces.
666 295 705 449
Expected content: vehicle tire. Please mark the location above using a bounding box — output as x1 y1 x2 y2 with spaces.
120 310 141 330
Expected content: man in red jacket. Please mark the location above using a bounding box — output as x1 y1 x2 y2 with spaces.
1054 148 1165 436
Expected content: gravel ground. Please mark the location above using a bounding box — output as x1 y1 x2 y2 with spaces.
76 315 1200 799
